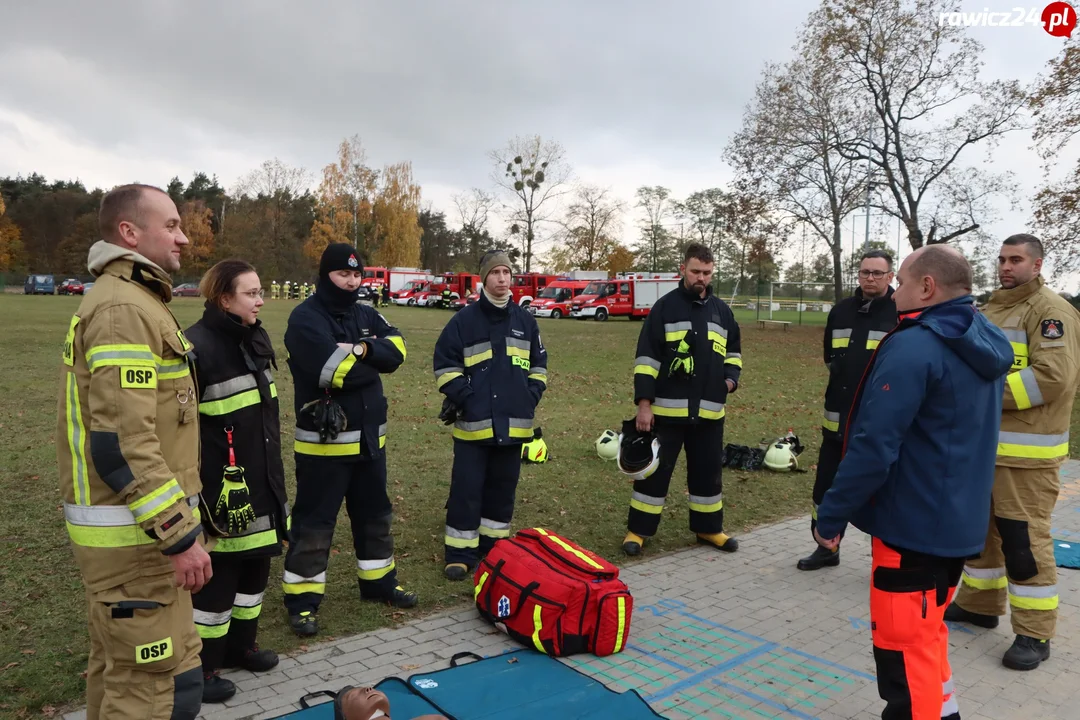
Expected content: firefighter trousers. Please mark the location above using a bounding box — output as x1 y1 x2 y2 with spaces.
444 440 522 567
952 465 1061 639
627 419 725 538
281 453 398 616
192 554 271 672
85 573 203 720
869 538 963 720
810 433 846 541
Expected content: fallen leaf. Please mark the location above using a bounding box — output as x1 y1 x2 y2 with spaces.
401 664 421 670
20 649 34 655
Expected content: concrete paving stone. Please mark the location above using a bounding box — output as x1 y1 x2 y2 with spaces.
198 701 264 720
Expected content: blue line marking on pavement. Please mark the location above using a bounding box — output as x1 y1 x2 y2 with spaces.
782 647 877 682
644 643 779 703
712 679 819 720
678 611 773 643
625 644 692 673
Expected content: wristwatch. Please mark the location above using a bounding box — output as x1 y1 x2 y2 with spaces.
351 342 367 359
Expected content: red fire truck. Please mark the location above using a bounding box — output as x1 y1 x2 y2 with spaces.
510 273 558 308
362 266 431 294
528 271 608 319
570 272 681 321
419 272 481 308
390 280 432 306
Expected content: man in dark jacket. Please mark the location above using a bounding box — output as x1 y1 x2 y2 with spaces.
623 243 742 556
814 244 1013 720
799 249 897 571
433 250 548 580
280 243 416 638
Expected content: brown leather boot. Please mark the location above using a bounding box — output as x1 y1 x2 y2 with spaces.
334 686 390 719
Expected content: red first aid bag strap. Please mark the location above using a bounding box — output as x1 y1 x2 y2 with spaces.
518 528 618 578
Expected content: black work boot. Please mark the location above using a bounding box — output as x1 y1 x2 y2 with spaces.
943 603 999 629
202 670 236 704
444 563 470 581
622 532 645 556
289 610 319 637
241 644 279 672
1003 635 1051 671
362 585 419 609
797 545 840 571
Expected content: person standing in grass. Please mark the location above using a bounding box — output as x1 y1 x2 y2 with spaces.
433 249 548 580
623 242 742 557
184 260 289 703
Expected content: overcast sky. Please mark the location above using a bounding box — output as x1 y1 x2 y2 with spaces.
0 1 1075 287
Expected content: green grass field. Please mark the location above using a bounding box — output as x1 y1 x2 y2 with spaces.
0 295 1071 717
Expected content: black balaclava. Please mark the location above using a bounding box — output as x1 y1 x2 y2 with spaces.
317 243 364 312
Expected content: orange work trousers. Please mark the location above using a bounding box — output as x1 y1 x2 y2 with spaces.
869 538 964 720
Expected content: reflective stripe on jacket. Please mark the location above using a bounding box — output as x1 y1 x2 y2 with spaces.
981 276 1080 468
56 241 204 593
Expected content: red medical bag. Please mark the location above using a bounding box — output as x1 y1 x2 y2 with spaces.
473 527 633 657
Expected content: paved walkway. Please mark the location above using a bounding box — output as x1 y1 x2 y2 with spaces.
65 462 1080 720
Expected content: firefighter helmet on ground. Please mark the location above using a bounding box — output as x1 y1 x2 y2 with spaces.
521 427 548 463
596 429 619 460
763 432 804 472
617 419 660 481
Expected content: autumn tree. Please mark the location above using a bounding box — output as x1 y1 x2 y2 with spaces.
1030 35 1080 279
633 186 679 272
725 40 869 302
548 184 625 271
490 135 572 272
606 244 636 275
453 188 495 269
806 0 1025 250
306 137 377 264
55 212 98 275
371 161 422 268
180 200 215 276
676 189 731 258
0 194 26 272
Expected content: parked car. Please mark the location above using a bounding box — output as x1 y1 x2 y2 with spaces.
58 278 85 295
24 274 55 295
172 283 200 297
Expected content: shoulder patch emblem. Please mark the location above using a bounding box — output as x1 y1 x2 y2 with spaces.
1042 319 1064 339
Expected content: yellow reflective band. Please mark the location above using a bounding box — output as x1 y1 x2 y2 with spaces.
63 315 81 367
357 560 396 581
664 330 688 342
474 571 489 601
1007 372 1032 410
452 426 495 441
506 345 530 359
444 534 480 549
270 382 278 399
630 498 664 515
129 479 184 524
464 349 493 367
1009 592 1058 611
688 499 724 513
196 622 230 639
811 504 818 520
66 372 89 506
199 388 261 416
281 582 326 595
962 572 1008 591
997 441 1069 460
509 426 534 439
86 344 156 372
66 521 154 547
295 440 362 456
866 340 880 350
532 605 546 654
708 331 727 352
379 434 386 449
615 597 627 653
231 605 261 621
652 405 689 418
535 528 604 569
528 372 547 385
176 330 193 351
1011 342 1029 370
822 411 840 432
388 335 407 360
699 406 725 420
724 357 743 368
214 529 279 553
332 353 357 389
135 637 173 664
634 364 660 378
437 371 464 389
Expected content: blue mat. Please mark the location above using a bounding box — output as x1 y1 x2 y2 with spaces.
1054 538 1080 568
271 650 663 719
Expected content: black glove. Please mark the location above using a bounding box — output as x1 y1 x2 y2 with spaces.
438 397 460 425
299 393 348 442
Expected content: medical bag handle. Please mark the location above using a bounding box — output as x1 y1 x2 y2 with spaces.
482 559 542 619
298 689 337 708
449 651 483 668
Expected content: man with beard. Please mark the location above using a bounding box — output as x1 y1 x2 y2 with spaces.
622 243 742 556
799 249 897 571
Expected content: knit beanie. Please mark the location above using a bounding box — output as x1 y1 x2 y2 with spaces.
479 250 512 282
320 243 363 279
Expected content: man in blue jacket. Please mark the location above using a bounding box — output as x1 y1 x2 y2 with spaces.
433 250 548 580
814 245 1013 720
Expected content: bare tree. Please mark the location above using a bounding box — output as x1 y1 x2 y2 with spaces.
807 0 1026 249
725 47 868 303
489 135 572 272
676 189 731 259
548 184 625 271
234 158 312 200
634 186 678 272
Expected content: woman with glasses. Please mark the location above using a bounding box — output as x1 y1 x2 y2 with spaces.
184 260 290 704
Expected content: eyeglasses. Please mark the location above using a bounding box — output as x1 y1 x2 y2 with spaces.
858 270 890 279
239 289 265 299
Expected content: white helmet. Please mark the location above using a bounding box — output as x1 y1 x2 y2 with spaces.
763 432 803 472
595 429 619 460
616 420 661 481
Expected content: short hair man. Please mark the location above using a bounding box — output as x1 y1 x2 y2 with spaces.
58 184 211 719
946 233 1080 671
799 249 896 571
814 245 1013 719
623 243 742 556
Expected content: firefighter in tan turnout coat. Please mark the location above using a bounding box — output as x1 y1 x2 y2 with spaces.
947 233 1080 672
56 184 212 719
